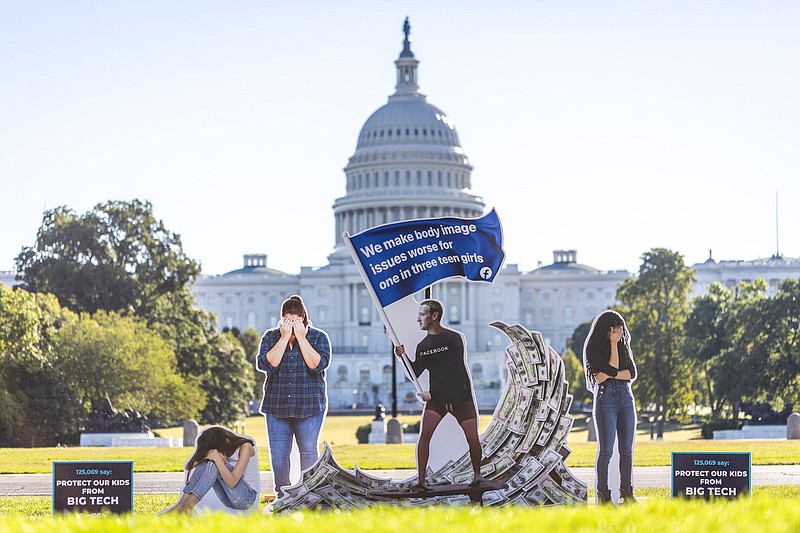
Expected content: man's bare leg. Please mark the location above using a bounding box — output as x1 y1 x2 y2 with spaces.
460 418 486 486
416 408 443 488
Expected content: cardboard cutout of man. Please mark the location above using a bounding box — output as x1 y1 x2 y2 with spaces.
394 299 485 490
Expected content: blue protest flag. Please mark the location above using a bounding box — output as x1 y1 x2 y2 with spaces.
344 209 505 307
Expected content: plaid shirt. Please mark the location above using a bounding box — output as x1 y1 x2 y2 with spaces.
256 326 331 418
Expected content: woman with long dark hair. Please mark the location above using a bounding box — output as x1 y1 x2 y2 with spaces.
256 295 331 500
583 309 638 505
159 426 259 514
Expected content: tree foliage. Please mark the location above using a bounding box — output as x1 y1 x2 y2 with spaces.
53 311 205 425
0 283 45 368
683 283 733 417
14 200 255 427
15 200 200 317
617 248 695 419
198 332 255 425
562 348 589 407
684 278 800 421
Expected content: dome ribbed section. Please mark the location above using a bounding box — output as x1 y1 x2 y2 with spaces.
329 19 484 261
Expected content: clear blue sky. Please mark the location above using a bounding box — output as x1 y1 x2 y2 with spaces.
2 1 798 277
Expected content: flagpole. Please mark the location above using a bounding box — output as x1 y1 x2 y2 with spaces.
342 232 423 393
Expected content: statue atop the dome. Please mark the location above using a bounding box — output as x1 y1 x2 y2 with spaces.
401 17 413 57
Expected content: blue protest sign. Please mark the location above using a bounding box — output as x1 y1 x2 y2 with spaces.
345 209 505 307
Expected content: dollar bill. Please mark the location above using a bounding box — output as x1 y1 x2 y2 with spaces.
529 331 547 364
553 462 587 502
536 406 560 447
540 477 571 505
505 456 544 493
551 415 574 446
506 342 536 387
535 403 550 422
353 466 391 489
495 381 518 422
522 485 550 506
508 386 535 435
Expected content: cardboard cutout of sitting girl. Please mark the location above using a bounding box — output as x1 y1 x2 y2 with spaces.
158 426 260 514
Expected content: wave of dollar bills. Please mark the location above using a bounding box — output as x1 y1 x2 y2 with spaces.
271 322 587 513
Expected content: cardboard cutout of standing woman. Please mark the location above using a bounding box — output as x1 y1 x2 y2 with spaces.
583 310 639 506
256 295 331 500
393 298 485 491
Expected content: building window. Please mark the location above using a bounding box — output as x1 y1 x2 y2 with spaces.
449 305 460 324
224 315 234 330
360 333 369 347
492 304 503 320
472 363 483 380
317 306 328 324
360 306 371 325
207 295 215 305
563 307 575 325
360 366 371 383
246 311 257 330
268 314 279 326
543 293 551 301
524 310 534 326
382 365 392 385
542 309 552 327
247 297 255 304
337 365 349 382
587 292 595 300
494 334 503 349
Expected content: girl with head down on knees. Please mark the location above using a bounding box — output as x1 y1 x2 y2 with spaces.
159 426 259 514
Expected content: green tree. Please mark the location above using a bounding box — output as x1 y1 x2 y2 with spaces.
0 283 45 367
568 320 592 362
684 283 733 418
562 348 589 407
712 281 769 420
617 248 695 433
232 327 263 403
15 200 200 317
16 200 254 425
0 288 85 446
199 331 254 425
758 278 800 403
0 284 46 445
53 311 204 424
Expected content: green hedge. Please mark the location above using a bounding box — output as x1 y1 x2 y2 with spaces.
701 419 744 439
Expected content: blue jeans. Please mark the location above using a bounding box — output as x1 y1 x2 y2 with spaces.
265 411 325 498
183 459 257 510
593 380 637 492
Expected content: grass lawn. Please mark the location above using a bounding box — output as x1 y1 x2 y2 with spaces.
1 492 800 531
2 414 799 474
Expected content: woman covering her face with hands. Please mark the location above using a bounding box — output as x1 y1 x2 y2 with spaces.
256 295 331 500
583 309 638 505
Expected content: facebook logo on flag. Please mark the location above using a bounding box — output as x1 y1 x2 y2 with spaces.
345 209 505 307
